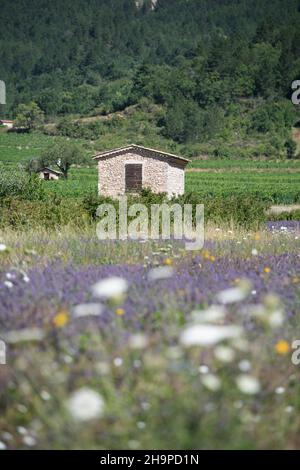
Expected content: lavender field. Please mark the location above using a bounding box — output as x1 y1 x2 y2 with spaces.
0 223 300 449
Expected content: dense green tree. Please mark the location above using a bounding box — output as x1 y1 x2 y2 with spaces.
1 0 300 148
23 157 42 175
14 102 44 130
250 101 297 134
284 138 297 159
1 0 299 115
252 43 281 97
163 99 204 143
39 141 86 179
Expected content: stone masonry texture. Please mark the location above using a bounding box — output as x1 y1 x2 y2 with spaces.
97 148 186 198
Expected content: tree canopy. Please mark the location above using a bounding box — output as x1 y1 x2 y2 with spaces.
1 0 300 149
39 141 86 179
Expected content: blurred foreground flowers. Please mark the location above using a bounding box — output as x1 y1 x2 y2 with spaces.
0 227 300 449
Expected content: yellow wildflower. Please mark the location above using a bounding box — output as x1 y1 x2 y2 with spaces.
254 233 261 241
164 258 173 266
53 310 69 328
263 267 271 274
210 255 216 262
275 340 290 355
115 308 125 316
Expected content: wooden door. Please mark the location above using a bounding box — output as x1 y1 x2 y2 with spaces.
125 164 142 192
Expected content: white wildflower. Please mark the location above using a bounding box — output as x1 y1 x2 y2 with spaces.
17 404 28 414
128 333 148 350
148 266 173 281
6 273 16 280
128 440 140 449
198 365 209 374
73 303 103 318
248 302 284 328
232 338 250 352
3 328 45 344
268 310 284 328
92 277 128 299
17 426 28 435
238 360 251 372
40 391 51 401
0 244 7 252
202 374 221 392
180 324 242 347
275 386 285 395
214 345 235 363
96 361 110 375
236 375 261 395
66 388 104 422
3 281 13 289
22 435 36 447
113 357 123 367
251 249 258 256
6 268 29 283
25 249 37 256
0 441 6 450
285 406 294 413
137 421 146 430
63 355 73 364
216 282 250 304
191 305 226 323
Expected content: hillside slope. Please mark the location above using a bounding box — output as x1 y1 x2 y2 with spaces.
1 0 300 157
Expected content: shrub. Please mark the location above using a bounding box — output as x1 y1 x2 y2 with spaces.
82 193 118 221
0 170 45 201
0 196 88 229
0 186 270 231
84 189 269 231
176 193 269 229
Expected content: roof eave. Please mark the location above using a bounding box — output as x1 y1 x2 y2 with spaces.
92 144 190 164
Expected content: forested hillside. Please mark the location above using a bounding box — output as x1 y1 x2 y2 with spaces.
1 0 300 154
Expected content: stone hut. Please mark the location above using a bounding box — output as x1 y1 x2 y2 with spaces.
38 167 62 181
0 119 13 129
93 144 190 198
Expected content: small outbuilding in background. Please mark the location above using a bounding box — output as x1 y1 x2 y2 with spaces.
38 167 62 181
0 119 13 129
93 144 190 198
